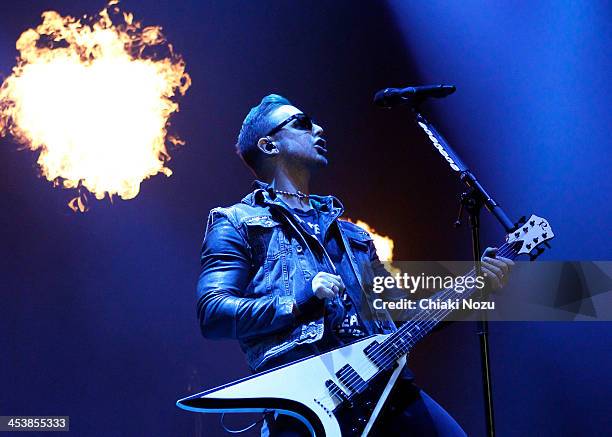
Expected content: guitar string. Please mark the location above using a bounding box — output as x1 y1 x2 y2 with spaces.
318 244 515 406
371 243 515 368
317 243 516 405
320 243 516 404
333 243 516 399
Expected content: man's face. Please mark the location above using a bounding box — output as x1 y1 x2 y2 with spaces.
266 105 328 169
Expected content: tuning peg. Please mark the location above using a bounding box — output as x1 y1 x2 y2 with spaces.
533 237 539 243
511 216 527 232
529 220 535 226
530 247 545 261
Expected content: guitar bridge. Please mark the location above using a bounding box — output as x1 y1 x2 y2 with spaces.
325 379 351 406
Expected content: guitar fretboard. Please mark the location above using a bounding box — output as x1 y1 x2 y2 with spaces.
370 242 518 367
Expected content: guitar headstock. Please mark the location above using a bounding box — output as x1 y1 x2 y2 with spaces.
506 214 555 260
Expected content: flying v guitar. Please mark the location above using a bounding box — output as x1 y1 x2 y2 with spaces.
177 214 554 436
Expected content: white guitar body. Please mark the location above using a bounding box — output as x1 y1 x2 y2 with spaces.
177 334 406 436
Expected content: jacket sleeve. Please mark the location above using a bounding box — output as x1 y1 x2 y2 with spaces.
196 211 297 340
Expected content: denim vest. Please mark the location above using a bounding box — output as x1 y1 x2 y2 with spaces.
196 181 397 371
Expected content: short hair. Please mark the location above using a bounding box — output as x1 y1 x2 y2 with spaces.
236 94 292 174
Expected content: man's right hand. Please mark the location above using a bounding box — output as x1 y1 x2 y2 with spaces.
312 272 345 299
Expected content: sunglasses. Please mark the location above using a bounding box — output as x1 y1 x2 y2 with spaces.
266 113 315 137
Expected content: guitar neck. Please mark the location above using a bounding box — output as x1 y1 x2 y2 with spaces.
373 242 518 364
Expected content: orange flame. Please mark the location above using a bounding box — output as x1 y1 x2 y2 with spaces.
0 1 191 211
346 219 395 262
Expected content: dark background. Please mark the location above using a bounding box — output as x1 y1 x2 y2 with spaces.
1 1 610 436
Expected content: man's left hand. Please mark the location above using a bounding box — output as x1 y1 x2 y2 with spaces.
481 247 514 289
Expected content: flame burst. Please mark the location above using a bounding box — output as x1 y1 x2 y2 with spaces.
347 219 395 262
0 1 191 211
349 219 401 276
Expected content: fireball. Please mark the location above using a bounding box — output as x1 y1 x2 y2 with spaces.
0 1 191 211
347 219 395 262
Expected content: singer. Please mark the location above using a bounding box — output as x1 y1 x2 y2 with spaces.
195 94 513 436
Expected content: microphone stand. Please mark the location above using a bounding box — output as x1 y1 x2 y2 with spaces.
410 108 514 437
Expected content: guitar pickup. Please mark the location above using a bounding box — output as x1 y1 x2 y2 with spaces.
325 379 350 404
336 364 365 395
364 340 394 370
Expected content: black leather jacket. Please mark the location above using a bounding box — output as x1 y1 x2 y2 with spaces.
196 181 397 371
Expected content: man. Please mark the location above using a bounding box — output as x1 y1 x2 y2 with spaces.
196 94 513 436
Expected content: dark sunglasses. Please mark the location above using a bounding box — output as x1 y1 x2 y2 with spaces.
266 113 315 137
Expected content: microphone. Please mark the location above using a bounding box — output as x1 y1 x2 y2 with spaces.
373 84 456 107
